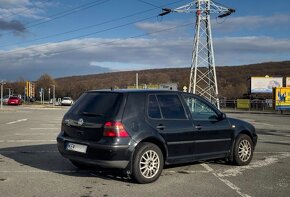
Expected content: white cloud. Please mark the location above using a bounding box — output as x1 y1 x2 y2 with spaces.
0 35 289 80
212 14 290 32
0 0 53 20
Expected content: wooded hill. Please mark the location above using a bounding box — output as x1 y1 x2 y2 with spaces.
55 61 290 100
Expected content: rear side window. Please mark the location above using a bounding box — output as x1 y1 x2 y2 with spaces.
148 95 162 119
69 92 122 117
156 95 187 119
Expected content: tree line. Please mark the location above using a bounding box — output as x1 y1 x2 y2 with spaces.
4 61 290 101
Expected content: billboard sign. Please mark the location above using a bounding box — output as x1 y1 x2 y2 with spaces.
286 77 290 87
274 87 290 110
251 77 283 93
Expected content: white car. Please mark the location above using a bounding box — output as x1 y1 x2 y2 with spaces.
2 95 10 105
61 97 74 106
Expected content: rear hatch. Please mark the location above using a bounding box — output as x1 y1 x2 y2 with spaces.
61 92 123 141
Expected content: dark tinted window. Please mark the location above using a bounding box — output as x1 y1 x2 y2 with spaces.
157 95 187 119
148 95 161 119
69 92 122 117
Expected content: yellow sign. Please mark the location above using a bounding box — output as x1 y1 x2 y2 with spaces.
26 81 30 97
274 87 290 110
237 99 250 109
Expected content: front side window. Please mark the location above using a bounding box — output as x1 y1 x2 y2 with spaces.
157 94 187 119
182 95 218 120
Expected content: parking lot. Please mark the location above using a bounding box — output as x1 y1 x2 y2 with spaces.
0 106 289 197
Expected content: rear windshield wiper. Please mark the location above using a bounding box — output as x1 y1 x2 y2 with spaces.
82 112 104 117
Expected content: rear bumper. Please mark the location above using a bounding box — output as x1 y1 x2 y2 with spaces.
57 132 130 169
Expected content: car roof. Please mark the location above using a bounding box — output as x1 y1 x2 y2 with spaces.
86 89 185 94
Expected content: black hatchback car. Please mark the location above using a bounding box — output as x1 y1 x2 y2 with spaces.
57 90 257 183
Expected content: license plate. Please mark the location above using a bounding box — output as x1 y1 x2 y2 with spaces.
65 142 87 153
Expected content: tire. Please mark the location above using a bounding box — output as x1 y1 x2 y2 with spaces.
233 134 254 166
132 142 164 184
70 160 92 170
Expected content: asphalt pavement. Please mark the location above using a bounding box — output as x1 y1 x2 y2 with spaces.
0 106 289 197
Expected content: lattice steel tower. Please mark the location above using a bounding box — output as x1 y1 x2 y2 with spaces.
160 0 235 108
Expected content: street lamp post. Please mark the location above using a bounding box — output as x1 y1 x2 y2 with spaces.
1 80 6 109
51 84 56 106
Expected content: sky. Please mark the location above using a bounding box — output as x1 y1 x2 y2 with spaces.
0 0 289 81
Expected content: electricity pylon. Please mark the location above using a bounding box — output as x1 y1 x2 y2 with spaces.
160 0 235 108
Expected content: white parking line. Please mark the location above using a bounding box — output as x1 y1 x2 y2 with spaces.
30 128 59 130
14 133 58 136
6 119 28 125
217 152 290 178
0 170 77 173
201 163 251 197
0 150 58 153
0 140 56 143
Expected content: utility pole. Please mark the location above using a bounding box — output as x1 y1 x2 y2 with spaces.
136 73 139 89
51 84 56 106
1 80 6 109
160 0 235 108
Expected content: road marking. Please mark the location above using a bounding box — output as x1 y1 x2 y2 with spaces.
6 119 28 125
0 140 56 143
217 152 290 178
30 128 59 130
201 163 251 197
0 170 81 173
251 122 273 126
14 133 58 136
0 150 58 153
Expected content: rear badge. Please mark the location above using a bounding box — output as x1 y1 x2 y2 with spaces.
78 118 84 126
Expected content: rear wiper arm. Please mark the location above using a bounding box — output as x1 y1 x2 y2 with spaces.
82 112 104 117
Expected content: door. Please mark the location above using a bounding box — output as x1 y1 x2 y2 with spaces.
182 94 234 160
146 94 195 163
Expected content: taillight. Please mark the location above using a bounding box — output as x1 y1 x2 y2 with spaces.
103 121 129 137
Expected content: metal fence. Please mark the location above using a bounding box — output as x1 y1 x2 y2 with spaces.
219 99 278 111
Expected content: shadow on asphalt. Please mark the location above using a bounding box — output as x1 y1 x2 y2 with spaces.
0 144 236 183
0 144 134 183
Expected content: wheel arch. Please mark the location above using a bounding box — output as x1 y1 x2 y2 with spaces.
138 137 168 162
229 130 253 162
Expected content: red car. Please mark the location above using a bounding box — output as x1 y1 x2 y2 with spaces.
8 96 22 105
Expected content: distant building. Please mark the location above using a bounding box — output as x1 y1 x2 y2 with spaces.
127 83 178 91
159 83 178 91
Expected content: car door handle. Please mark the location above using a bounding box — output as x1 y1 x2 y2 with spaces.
195 125 202 130
156 125 165 130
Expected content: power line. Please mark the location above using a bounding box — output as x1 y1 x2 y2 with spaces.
0 22 193 63
0 0 51 20
0 0 187 48
0 6 157 48
138 0 164 9
2 15 156 56
0 0 110 37
26 0 110 28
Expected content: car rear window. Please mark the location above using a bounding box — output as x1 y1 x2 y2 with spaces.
69 92 122 117
10 97 18 99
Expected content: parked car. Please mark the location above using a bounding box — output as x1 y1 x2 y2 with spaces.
7 96 22 105
2 95 10 105
61 97 74 106
57 90 257 183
